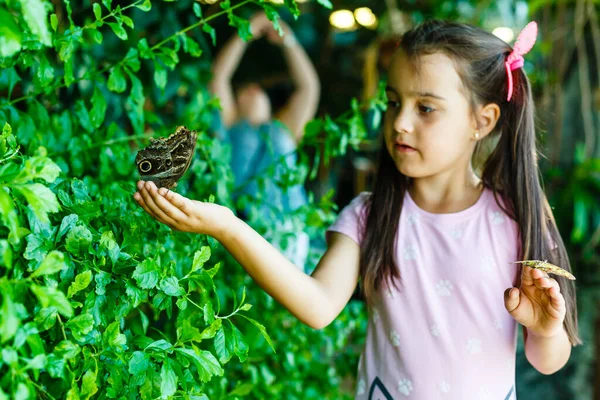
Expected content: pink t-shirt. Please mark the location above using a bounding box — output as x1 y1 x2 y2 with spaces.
327 188 520 399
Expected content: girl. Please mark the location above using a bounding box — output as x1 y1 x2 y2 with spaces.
134 20 580 399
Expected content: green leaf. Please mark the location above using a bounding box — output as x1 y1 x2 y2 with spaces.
0 240 13 269
80 369 98 400
191 246 211 273
13 153 62 184
36 56 54 86
145 339 172 352
65 225 92 255
160 358 178 398
122 15 134 29
19 0 52 46
57 214 78 242
0 188 19 240
133 258 161 289
193 3 202 18
136 0 151 11
95 271 111 295
154 61 167 89
229 321 248 362
99 230 119 264
137 38 153 59
89 29 103 44
202 24 216 46
181 35 202 57
31 250 67 277
205 261 220 278
284 0 301 17
203 302 214 324
30 285 73 318
13 183 60 223
54 340 81 359
90 86 107 128
199 318 222 340
228 13 252 42
65 312 94 340
125 280 146 308
34 307 57 331
176 318 202 343
124 48 141 72
0 8 22 57
93 3 102 20
159 276 185 297
214 324 233 364
228 383 254 396
108 22 127 40
50 13 58 32
174 348 223 383
315 0 333 9
240 315 275 353
74 100 94 133
67 270 93 298
0 293 19 343
24 353 47 370
14 383 30 400
125 71 145 135
129 351 149 385
104 321 127 351
108 66 127 93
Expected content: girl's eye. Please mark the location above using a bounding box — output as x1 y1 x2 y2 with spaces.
387 100 400 108
419 105 435 114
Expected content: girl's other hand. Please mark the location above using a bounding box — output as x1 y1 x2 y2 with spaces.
504 265 567 338
133 180 234 238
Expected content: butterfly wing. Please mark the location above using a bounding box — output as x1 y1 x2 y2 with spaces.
510 260 576 280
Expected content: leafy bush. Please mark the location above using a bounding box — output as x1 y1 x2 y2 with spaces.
0 0 375 398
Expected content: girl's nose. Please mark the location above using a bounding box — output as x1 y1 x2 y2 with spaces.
393 108 414 134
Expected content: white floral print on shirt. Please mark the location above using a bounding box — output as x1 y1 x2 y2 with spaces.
356 378 365 396
397 379 414 396
436 280 453 296
390 329 400 346
466 338 482 354
439 381 451 394
480 256 496 273
407 213 420 226
490 211 506 225
403 244 418 260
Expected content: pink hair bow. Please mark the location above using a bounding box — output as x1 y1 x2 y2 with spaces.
505 21 538 101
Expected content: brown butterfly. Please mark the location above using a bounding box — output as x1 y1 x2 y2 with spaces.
135 126 197 189
510 260 576 280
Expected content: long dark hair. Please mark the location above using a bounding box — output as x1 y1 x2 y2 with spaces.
359 20 581 345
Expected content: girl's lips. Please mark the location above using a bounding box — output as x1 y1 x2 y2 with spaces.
394 143 417 153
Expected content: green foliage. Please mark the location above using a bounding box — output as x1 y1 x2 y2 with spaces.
0 0 372 398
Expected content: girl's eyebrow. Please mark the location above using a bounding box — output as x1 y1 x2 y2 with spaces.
385 85 447 101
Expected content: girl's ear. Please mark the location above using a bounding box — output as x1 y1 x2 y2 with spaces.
475 103 501 139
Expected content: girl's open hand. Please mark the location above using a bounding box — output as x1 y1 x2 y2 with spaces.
504 265 566 338
133 180 234 238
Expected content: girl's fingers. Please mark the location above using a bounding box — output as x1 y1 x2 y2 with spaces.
520 265 535 286
546 287 566 317
139 182 179 226
134 191 159 220
158 188 191 214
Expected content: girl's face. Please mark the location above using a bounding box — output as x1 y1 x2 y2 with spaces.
383 50 478 179
236 83 272 125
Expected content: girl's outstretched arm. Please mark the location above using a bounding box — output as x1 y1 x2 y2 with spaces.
134 180 360 329
504 266 572 374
